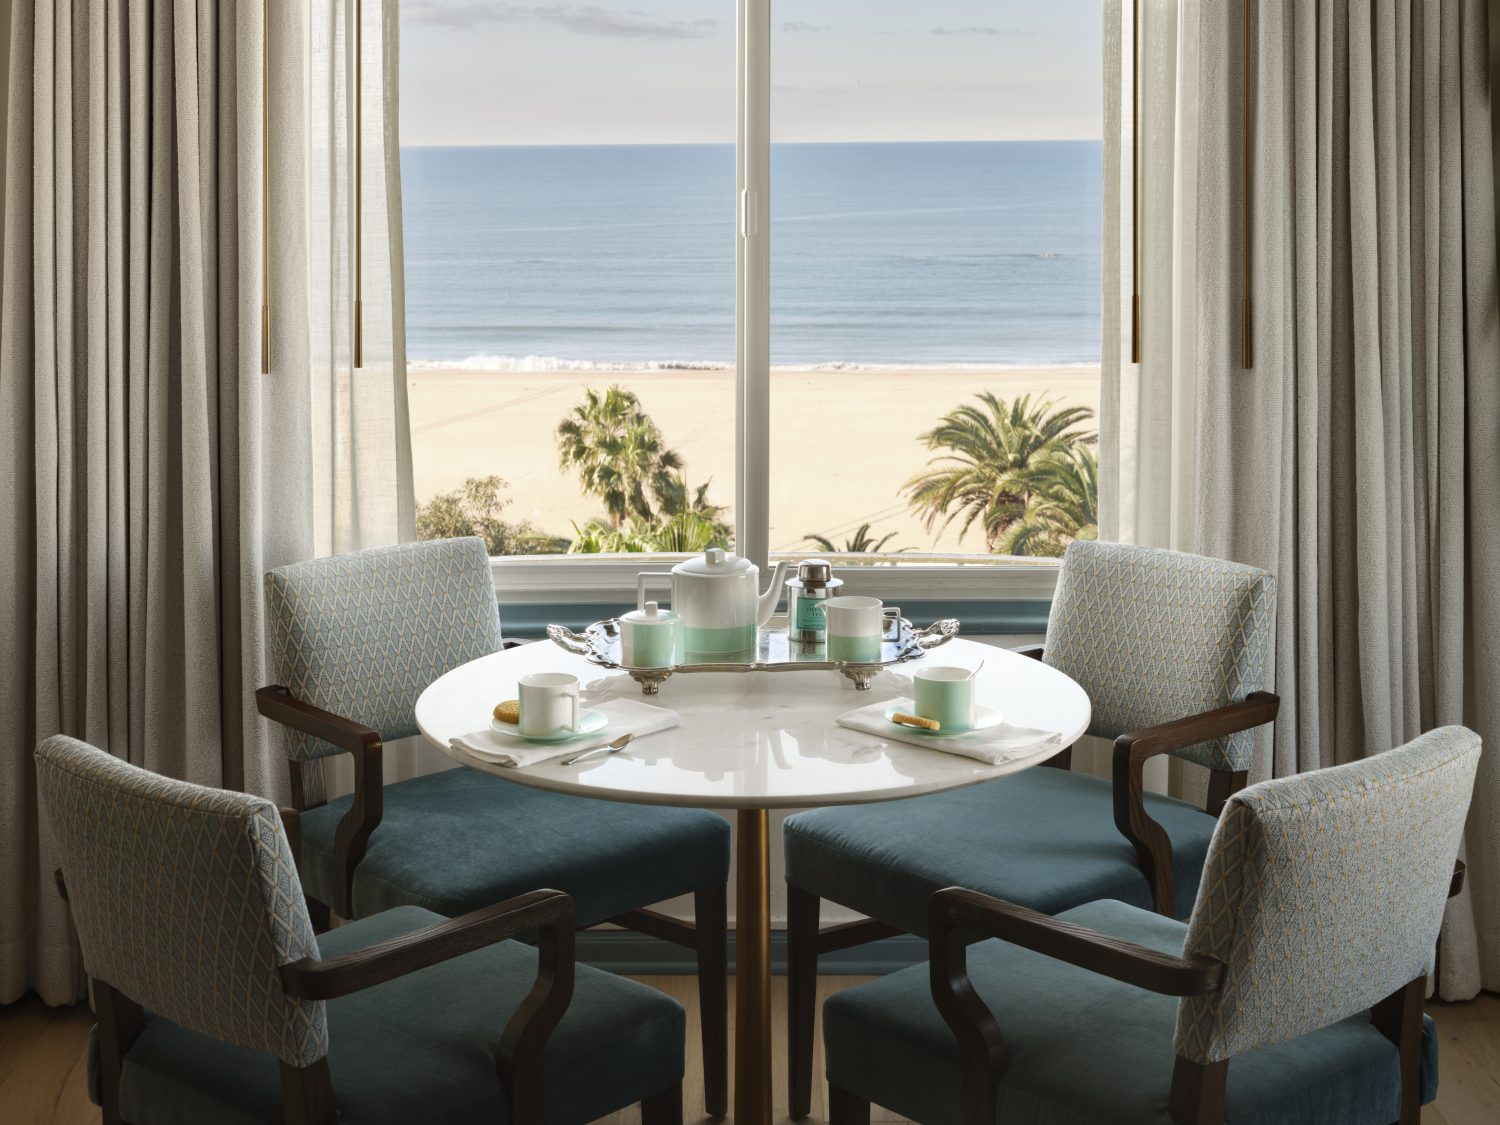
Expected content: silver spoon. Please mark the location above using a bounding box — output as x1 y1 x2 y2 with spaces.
561 732 634 766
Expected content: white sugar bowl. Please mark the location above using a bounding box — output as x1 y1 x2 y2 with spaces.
619 601 680 668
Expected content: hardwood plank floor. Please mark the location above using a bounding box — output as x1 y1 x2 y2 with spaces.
4 982 1498 1123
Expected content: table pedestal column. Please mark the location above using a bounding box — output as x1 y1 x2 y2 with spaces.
734 808 772 1124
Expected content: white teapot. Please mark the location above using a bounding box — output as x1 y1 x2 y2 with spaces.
637 548 789 655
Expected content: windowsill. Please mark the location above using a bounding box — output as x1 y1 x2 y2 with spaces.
491 553 1059 639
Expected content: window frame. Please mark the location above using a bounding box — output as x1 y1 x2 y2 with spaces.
453 0 1072 606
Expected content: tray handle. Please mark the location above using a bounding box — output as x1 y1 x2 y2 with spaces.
546 623 597 657
912 618 961 650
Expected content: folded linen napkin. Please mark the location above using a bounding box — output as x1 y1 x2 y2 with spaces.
837 697 1062 766
451 698 680 769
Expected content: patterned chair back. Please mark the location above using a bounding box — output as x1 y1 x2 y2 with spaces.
1042 540 1276 771
1175 726 1480 1063
265 537 504 761
35 736 329 1068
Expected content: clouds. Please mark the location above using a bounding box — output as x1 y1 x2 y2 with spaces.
930 27 1018 37
406 2 718 39
780 21 831 33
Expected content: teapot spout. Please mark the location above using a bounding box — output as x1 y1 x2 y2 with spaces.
757 559 790 626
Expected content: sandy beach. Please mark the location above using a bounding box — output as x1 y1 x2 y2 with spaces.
408 365 1101 554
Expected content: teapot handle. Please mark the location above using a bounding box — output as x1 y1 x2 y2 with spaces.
636 572 674 612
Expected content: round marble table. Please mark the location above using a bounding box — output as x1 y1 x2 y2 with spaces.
415 637 1091 1124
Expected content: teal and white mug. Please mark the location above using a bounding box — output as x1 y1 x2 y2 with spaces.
823 596 900 663
912 665 976 731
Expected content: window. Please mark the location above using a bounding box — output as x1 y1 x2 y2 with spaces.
400 2 1101 599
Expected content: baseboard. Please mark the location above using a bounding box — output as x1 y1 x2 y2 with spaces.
575 928 927 976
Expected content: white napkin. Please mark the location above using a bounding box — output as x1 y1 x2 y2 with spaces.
837 697 1062 766
451 698 680 768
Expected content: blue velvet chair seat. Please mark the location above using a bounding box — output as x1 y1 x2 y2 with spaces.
822 900 1438 1125
298 768 730 924
785 769 1219 934
99 905 685 1125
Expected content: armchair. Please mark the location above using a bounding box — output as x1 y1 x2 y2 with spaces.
821 725 1480 1125
783 540 1279 1114
258 537 730 1114
37 735 685 1125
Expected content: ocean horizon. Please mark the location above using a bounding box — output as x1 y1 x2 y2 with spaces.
400 140 1103 370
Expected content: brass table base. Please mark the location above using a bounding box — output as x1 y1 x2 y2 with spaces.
734 808 773 1124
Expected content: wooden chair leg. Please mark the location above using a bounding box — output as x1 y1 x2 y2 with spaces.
1168 1056 1227 1125
93 980 144 1125
641 1080 684 1125
306 896 332 934
786 883 821 1119
694 883 729 1117
1371 976 1425 1124
279 1057 337 1125
829 1083 871 1125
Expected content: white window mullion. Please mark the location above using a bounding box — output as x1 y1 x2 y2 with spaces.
735 0 772 571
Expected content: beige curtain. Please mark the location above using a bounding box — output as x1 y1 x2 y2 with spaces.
1196 0 1500 999
0 0 412 1006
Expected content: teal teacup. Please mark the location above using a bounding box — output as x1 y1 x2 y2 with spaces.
912 666 976 732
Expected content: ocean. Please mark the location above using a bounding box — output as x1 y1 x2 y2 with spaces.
400 140 1102 370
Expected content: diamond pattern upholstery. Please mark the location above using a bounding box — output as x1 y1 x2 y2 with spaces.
1043 540 1276 771
265 537 503 761
1175 726 1481 1063
35 736 328 1068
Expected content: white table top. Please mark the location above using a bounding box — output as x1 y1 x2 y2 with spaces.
415 637 1091 810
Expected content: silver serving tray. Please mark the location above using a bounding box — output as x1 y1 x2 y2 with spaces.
546 614 960 694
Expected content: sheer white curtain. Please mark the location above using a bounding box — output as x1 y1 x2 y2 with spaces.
307 0 414 554
1100 0 1200 553
0 0 412 1006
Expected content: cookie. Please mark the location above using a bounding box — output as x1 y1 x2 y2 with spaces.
890 711 940 731
492 700 520 725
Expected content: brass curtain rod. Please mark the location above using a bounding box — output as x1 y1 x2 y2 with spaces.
354 0 364 369
1242 0 1254 369
261 0 270 374
1130 0 1141 364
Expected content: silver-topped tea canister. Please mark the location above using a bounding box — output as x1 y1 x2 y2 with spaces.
786 559 843 644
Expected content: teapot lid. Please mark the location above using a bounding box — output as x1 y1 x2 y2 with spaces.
674 546 756 577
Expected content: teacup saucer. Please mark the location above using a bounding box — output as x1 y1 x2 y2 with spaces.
884 703 1004 736
491 709 609 744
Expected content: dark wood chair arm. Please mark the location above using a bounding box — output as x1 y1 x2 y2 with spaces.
1451 859 1466 898
931 887 1223 998
501 638 528 650
1112 691 1281 915
1010 643 1046 662
279 888 574 1000
256 684 385 919
928 886 1221 1125
282 889 576 1125
256 684 382 757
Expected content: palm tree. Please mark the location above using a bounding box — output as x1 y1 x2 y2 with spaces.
995 445 1099 558
803 522 901 554
902 393 1095 551
556 386 684 527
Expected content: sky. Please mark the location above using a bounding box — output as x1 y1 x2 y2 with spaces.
400 1 1103 146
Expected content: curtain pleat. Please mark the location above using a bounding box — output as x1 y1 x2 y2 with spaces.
1 0 413 1006
1197 0 1500 999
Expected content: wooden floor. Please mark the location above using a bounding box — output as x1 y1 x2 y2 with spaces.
4 979 1499 1123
